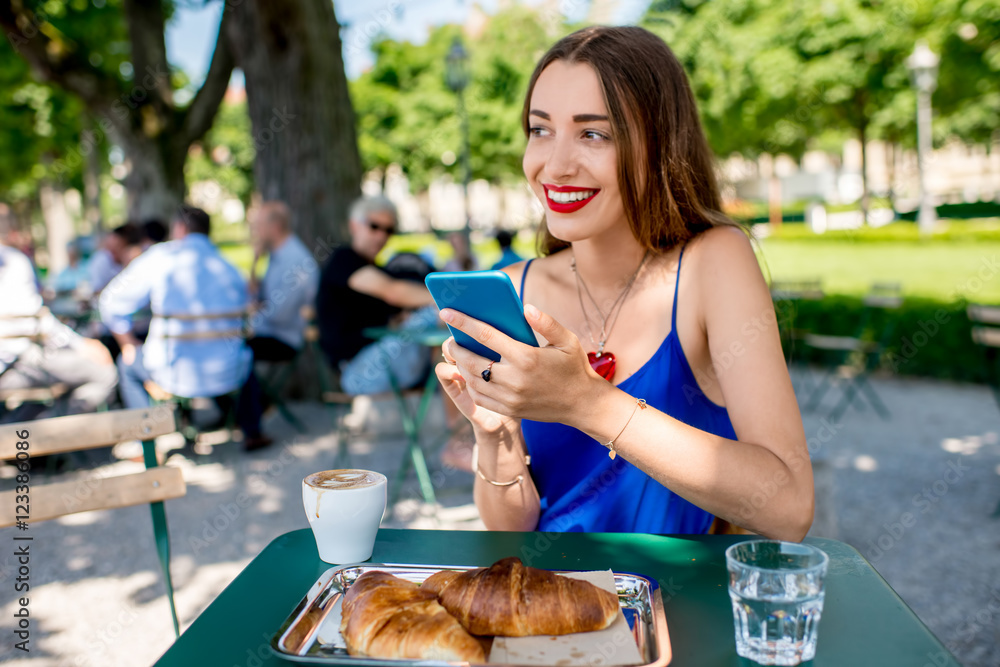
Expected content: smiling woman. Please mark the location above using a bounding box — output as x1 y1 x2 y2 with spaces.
435 26 814 542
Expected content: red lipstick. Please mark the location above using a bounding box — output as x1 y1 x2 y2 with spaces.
544 185 600 214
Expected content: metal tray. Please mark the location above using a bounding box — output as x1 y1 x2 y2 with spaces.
270 563 671 667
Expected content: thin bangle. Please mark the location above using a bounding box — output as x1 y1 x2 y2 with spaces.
472 444 531 487
604 398 647 460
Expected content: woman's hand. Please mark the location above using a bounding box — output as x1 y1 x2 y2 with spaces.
436 344 518 437
437 304 607 425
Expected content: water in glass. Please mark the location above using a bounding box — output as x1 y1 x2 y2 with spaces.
726 540 829 666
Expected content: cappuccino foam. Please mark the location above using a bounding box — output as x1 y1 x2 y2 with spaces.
305 469 384 491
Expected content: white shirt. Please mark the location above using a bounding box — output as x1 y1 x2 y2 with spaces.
99 234 252 397
249 234 319 349
0 244 84 373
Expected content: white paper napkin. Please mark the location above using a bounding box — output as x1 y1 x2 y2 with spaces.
488 570 643 666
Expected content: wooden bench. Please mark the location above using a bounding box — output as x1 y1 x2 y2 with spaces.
0 404 185 635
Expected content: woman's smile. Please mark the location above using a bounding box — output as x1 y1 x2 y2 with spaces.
544 184 601 213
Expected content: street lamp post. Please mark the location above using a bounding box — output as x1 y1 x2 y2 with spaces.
906 41 940 237
446 37 472 233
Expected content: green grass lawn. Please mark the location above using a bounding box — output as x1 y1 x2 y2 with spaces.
218 221 1000 305
756 239 1000 303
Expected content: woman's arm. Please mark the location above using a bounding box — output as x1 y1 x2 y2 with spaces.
470 425 540 531
570 227 813 540
434 355 541 531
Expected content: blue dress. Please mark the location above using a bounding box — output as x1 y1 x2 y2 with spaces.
520 246 737 534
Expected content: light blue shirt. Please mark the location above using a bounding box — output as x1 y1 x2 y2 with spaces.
250 234 319 349
99 234 251 397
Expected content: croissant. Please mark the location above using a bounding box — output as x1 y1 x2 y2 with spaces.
422 556 620 637
340 571 486 662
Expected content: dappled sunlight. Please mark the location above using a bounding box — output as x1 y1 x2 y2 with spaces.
58 510 108 527
183 461 236 492
852 454 879 472
67 555 94 572
941 435 991 456
0 569 174 667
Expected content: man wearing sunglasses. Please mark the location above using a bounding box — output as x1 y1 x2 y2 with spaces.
316 195 438 395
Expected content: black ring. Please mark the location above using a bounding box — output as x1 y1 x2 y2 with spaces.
481 368 492 382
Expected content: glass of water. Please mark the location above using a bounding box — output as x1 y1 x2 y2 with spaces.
726 540 829 666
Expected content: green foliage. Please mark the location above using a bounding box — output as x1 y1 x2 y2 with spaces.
642 0 1000 158
782 295 982 383
184 99 255 204
0 0 136 206
349 5 553 190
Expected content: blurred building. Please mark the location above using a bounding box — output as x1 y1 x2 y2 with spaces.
722 137 1000 212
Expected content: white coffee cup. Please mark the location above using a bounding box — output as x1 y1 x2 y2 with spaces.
302 469 387 564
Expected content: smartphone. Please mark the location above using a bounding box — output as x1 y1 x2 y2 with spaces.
425 270 538 362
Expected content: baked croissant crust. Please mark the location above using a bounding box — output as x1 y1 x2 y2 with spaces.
422 556 620 637
340 571 486 662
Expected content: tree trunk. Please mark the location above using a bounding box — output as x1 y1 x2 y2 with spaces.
226 0 363 250
117 130 187 221
39 182 74 276
82 115 104 233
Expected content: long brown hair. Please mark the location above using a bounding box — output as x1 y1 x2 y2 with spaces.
522 26 737 256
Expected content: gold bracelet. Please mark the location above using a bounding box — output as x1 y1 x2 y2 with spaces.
603 398 647 460
472 444 531 487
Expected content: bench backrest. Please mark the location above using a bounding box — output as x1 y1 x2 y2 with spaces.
0 405 184 527
969 304 1000 349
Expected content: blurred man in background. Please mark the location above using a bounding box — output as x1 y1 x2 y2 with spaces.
0 215 116 422
316 195 437 395
490 229 523 270
100 206 267 450
246 201 319 362
88 222 143 293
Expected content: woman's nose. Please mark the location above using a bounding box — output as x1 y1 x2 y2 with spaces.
544 135 579 181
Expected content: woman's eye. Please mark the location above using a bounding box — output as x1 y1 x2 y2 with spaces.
528 126 550 137
583 130 610 141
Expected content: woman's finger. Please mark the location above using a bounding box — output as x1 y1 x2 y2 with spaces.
443 335 493 377
441 337 459 365
439 308 523 361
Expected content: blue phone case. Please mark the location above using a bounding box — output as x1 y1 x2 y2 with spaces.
424 271 538 362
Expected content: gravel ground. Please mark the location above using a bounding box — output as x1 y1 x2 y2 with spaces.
0 372 997 667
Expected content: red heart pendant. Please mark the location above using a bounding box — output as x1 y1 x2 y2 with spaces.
588 351 616 382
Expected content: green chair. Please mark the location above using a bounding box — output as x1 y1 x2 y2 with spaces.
969 304 1000 411
0 405 185 636
801 282 902 422
968 303 1000 519
770 279 824 395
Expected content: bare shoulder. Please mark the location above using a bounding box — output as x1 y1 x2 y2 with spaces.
687 225 761 287
688 224 755 261
501 251 569 291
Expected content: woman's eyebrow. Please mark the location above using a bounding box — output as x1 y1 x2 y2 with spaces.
529 109 610 123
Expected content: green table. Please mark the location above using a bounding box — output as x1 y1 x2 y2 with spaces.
154 529 959 666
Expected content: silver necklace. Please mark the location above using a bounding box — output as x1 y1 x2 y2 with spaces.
571 251 649 356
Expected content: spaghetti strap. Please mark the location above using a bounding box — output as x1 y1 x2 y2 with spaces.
519 258 535 301
672 245 686 330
